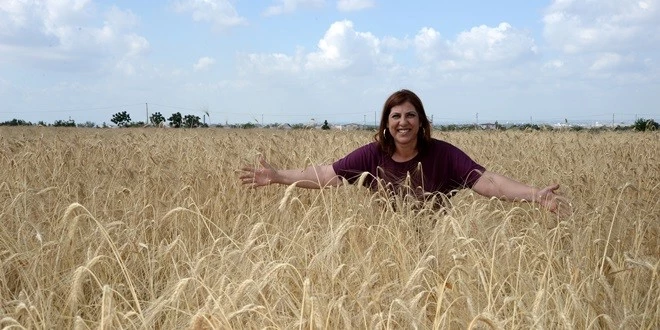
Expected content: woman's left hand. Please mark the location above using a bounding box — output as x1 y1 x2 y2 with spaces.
537 184 572 217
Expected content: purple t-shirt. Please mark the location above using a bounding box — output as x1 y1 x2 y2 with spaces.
332 139 485 198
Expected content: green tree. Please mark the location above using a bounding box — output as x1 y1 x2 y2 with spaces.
150 112 166 126
111 111 132 127
53 119 76 127
321 120 330 130
77 121 96 128
0 118 32 126
168 112 183 128
634 118 659 131
183 114 201 128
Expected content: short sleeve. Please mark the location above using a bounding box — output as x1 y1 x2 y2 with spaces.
332 143 379 184
447 144 485 189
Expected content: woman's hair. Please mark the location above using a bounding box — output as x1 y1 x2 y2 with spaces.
375 89 432 155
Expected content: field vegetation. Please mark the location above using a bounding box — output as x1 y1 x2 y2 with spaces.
0 127 658 329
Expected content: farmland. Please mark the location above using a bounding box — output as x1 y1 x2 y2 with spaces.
0 127 658 329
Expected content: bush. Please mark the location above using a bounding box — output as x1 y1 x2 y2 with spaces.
53 119 76 127
634 118 659 131
0 118 32 126
77 121 97 128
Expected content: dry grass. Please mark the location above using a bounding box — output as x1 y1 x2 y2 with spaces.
0 127 658 329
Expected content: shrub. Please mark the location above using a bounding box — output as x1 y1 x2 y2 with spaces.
0 118 32 126
634 118 659 131
53 119 76 127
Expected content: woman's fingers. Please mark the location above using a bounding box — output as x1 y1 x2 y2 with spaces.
239 156 274 188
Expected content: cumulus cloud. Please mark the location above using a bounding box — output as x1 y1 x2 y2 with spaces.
194 56 216 71
237 20 395 81
172 0 246 29
337 0 375 12
451 23 537 63
411 22 537 72
305 20 391 73
239 19 540 80
543 0 660 54
0 1 149 73
263 0 325 16
414 27 446 63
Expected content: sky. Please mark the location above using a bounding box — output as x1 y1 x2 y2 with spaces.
1 0 659 126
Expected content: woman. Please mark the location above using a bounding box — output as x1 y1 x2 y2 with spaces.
240 89 568 214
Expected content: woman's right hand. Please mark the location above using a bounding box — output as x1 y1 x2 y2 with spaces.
240 156 278 188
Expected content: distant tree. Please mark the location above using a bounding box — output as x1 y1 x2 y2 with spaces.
321 120 330 130
77 121 96 128
0 118 32 126
168 112 183 128
128 121 146 127
183 114 201 128
111 111 132 127
150 112 165 126
634 118 659 131
53 119 76 127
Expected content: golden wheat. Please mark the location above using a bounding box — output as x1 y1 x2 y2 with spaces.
0 127 658 329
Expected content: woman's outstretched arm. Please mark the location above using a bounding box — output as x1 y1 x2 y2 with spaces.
240 156 341 189
471 171 571 216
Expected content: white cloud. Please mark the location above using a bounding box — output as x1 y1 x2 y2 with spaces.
263 0 325 16
194 56 216 71
240 52 304 75
590 53 623 71
410 23 537 72
414 27 445 63
337 0 375 12
543 0 660 54
305 20 390 73
543 59 565 70
0 1 149 73
237 20 396 83
172 0 246 29
451 23 537 63
239 19 539 81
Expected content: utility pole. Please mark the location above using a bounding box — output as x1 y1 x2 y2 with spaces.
476 112 479 129
363 114 366 128
146 103 149 124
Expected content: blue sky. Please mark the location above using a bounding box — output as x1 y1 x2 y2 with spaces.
1 0 659 126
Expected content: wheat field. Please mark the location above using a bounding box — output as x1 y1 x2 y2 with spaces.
0 127 658 329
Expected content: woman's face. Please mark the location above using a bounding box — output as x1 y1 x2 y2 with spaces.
387 101 420 148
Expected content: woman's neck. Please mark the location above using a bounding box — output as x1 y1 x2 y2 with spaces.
392 142 418 162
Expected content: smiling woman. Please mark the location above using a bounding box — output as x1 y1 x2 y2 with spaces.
240 89 571 215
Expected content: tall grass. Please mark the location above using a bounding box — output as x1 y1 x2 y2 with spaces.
0 127 658 329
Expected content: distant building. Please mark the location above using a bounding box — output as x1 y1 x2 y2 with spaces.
479 123 497 130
